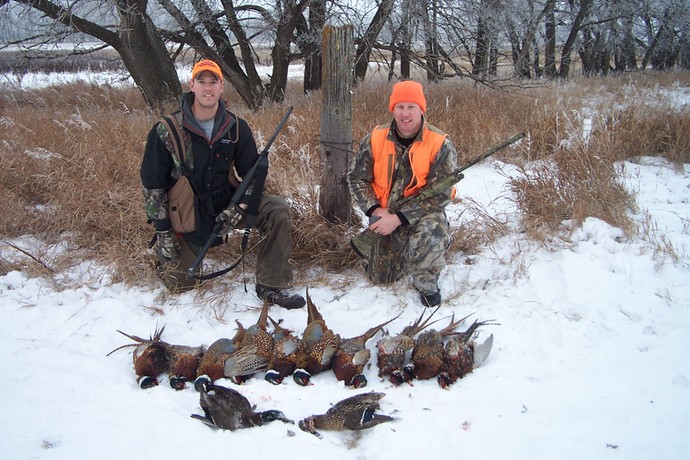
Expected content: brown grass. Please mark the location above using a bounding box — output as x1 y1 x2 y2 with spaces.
1 71 688 287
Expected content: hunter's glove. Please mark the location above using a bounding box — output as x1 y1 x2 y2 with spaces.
155 229 180 265
216 203 245 235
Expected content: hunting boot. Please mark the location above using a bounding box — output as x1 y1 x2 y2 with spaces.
256 284 305 309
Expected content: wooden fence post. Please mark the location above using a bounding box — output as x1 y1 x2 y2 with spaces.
319 25 353 224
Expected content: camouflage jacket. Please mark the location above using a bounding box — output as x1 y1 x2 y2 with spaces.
140 93 259 246
348 119 458 225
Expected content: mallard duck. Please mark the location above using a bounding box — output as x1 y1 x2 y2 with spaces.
293 288 340 385
298 392 394 438
332 313 400 388
191 381 293 430
376 306 442 386
437 319 495 388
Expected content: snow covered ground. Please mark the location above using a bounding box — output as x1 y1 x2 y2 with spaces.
2 153 688 459
1 70 689 459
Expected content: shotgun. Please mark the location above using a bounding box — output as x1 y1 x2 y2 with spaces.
350 132 526 259
187 106 294 278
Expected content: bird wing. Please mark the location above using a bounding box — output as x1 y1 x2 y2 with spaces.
472 333 494 368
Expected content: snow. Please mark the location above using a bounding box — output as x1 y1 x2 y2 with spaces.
1 75 689 459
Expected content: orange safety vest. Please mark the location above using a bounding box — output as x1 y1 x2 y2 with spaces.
369 123 448 208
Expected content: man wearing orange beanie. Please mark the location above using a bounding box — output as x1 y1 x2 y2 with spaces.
348 80 458 307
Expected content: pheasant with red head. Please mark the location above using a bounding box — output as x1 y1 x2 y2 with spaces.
265 316 301 385
437 319 495 388
408 313 471 381
195 325 245 386
293 288 341 386
108 325 205 390
376 305 442 386
221 301 274 384
332 313 401 388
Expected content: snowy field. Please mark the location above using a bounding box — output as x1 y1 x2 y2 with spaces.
1 73 689 460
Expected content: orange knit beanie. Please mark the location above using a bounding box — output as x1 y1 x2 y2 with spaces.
388 80 427 112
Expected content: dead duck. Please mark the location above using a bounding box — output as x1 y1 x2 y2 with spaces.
298 392 395 438
332 313 401 388
108 325 205 390
191 381 293 430
376 306 442 386
408 313 471 381
437 319 495 389
293 288 341 386
265 316 301 385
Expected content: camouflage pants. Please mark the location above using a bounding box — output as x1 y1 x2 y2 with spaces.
157 195 294 292
365 211 450 294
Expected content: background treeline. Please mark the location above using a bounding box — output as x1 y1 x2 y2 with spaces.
1 0 690 112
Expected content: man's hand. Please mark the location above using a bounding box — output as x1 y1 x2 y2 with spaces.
369 209 401 236
216 203 246 235
155 229 180 265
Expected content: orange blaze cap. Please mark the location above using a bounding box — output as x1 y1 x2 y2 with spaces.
389 80 427 112
191 59 223 81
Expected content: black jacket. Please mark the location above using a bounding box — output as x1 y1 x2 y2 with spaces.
140 93 259 246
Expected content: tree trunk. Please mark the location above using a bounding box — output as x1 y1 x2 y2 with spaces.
12 0 181 113
615 11 638 71
267 1 307 102
543 0 557 77
472 12 490 77
319 25 353 224
115 0 181 114
302 0 325 93
559 0 593 78
353 0 395 83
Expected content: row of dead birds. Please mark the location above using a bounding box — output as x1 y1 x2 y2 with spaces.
108 288 495 436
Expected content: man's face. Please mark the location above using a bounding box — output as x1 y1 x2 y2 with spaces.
392 102 424 138
190 71 224 109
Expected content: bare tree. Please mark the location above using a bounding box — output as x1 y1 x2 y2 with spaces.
4 0 690 112
352 0 395 83
4 0 181 113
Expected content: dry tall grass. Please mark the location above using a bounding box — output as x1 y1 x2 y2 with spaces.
1 71 688 287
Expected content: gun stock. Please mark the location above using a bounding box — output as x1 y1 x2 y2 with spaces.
350 132 525 259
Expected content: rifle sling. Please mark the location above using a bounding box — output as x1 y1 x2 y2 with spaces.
192 253 245 281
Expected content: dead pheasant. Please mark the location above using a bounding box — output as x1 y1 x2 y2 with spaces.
223 300 274 384
195 325 245 385
376 306 443 386
298 392 395 438
408 313 471 381
293 288 341 386
437 319 496 388
265 316 301 385
108 325 205 390
332 313 401 388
